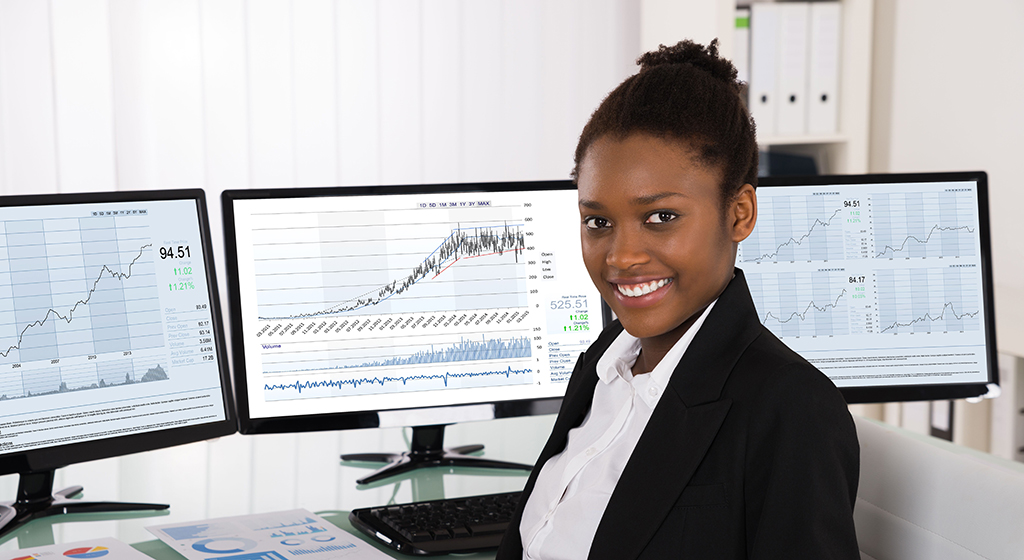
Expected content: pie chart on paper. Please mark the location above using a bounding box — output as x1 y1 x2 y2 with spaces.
63 547 110 559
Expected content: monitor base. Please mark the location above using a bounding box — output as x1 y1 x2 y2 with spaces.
342 424 533 485
0 470 168 539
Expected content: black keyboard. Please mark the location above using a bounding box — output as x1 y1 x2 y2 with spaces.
349 491 521 555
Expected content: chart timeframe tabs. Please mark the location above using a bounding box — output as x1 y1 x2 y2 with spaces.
229 188 601 420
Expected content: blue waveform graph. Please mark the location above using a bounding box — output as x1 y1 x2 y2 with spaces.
264 365 534 401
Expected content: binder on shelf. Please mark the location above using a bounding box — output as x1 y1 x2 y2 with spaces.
807 2 842 135
735 8 751 86
776 2 810 136
749 2 780 137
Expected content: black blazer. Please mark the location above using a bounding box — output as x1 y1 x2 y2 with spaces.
497 270 860 559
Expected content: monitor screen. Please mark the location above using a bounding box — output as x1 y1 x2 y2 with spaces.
0 189 233 475
738 171 997 403
223 182 604 435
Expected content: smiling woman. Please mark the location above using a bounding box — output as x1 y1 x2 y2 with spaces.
497 39 860 560
577 135 755 371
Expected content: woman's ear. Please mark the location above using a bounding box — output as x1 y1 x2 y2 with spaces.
730 184 757 243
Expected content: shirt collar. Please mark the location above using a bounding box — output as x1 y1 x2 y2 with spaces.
595 299 719 388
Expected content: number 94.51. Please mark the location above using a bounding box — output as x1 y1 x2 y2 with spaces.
160 245 190 259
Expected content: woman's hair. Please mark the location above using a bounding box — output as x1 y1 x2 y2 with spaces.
572 39 759 207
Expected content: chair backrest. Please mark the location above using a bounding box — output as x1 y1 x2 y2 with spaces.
854 415 1024 560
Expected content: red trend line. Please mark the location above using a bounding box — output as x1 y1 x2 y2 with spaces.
430 249 515 280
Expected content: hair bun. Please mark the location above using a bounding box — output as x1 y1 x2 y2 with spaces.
636 39 738 89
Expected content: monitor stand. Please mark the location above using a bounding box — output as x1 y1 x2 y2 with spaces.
0 470 168 538
341 424 533 485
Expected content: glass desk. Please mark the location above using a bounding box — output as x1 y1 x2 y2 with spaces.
0 415 555 559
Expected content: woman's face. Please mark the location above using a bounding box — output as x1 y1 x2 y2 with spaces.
577 134 756 346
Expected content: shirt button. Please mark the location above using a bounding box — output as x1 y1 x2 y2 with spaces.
585 447 597 457
649 386 659 397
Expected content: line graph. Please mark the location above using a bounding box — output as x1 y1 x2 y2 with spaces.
0 215 166 400
763 289 848 325
254 220 527 320
264 365 534 400
740 194 847 263
745 270 851 337
873 190 977 258
880 301 980 333
877 267 981 333
1 243 151 358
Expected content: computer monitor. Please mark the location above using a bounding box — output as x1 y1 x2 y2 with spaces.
222 181 604 484
0 189 234 538
739 171 998 403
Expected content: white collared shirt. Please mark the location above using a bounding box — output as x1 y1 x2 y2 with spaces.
520 301 717 560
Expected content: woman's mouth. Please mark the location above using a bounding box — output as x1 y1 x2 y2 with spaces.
615 278 672 298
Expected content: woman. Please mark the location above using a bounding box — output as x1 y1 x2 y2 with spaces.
496 39 860 559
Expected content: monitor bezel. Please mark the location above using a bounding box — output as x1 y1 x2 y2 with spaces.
0 188 236 476
753 171 998 404
222 180 581 435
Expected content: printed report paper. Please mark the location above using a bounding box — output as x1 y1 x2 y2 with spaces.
0 537 150 560
147 509 389 560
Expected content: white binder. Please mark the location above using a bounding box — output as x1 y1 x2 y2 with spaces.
749 3 780 137
807 2 842 135
776 2 810 136
735 8 751 86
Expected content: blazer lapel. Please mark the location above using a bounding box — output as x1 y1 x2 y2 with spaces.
498 321 623 558
589 395 731 560
588 270 763 560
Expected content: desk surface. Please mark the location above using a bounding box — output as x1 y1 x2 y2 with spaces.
0 415 555 558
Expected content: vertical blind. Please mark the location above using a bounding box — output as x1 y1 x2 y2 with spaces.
0 0 640 544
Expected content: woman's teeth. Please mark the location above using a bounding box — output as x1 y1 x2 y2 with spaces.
616 279 671 298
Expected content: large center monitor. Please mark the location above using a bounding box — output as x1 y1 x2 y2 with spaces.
0 189 233 538
740 171 998 403
222 181 604 483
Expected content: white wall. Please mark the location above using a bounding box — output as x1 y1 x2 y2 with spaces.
870 0 1024 358
0 0 640 198
0 0 641 539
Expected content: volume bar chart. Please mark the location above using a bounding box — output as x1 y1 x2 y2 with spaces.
261 333 532 375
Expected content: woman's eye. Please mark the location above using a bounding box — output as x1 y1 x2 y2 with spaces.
645 211 678 224
583 216 610 229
